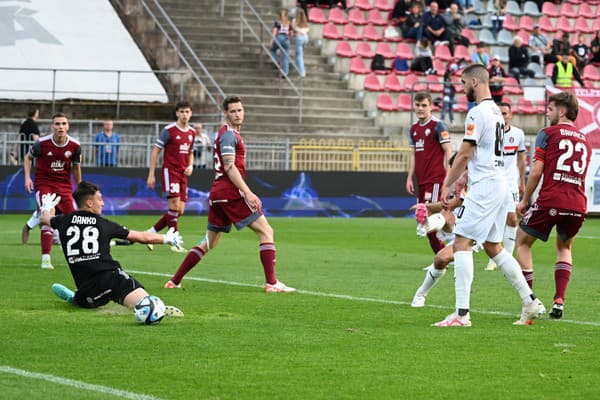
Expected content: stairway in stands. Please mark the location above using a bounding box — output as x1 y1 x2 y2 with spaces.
132 0 383 141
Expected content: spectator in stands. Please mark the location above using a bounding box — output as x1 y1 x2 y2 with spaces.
390 0 411 27
270 9 292 77
16 108 40 163
572 34 590 72
552 52 585 89
528 24 550 66
298 1 317 16
442 3 469 54
411 38 436 75
471 43 489 66
488 55 508 103
440 69 456 126
193 123 212 170
456 0 474 13
491 0 506 38
509 36 535 83
293 8 309 78
95 120 120 167
592 32 600 64
401 2 425 41
423 2 449 46
550 33 571 65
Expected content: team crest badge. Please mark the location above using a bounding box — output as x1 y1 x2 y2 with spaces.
425 128 431 136
549 208 557 216
65 151 72 159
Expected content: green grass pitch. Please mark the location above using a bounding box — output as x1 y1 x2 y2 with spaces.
1 214 599 399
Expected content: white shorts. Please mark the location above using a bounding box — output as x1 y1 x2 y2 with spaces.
454 181 509 244
504 186 519 214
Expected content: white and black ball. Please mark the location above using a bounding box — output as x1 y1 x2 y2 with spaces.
134 295 166 325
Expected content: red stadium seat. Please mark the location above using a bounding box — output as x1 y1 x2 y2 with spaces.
545 63 555 77
403 74 418 91
348 8 367 25
364 73 384 91
574 17 592 34
593 18 600 32
394 42 414 59
349 56 371 74
356 41 375 57
342 23 362 40
559 2 577 18
455 96 468 112
377 93 399 111
454 44 470 60
375 42 395 58
367 9 387 26
434 44 452 62
363 24 383 41
425 75 443 92
537 16 556 33
462 28 480 45
433 59 446 74
323 22 342 39
383 73 403 91
373 0 393 11
536 101 546 113
502 14 519 31
519 15 534 32
516 30 530 45
583 64 600 81
328 7 348 24
578 3 595 18
397 93 413 111
556 17 575 34
354 0 374 11
308 7 327 24
504 77 523 94
541 2 559 17
336 41 356 57
517 98 536 114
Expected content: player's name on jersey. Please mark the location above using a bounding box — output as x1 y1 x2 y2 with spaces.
71 215 97 224
559 128 585 140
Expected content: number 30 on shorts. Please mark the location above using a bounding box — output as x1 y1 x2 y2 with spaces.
169 182 180 194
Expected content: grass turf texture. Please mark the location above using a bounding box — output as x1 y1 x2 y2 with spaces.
1 214 599 399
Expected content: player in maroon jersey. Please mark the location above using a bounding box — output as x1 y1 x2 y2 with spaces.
516 91 591 320
23 112 82 270
146 101 195 252
163 96 295 292
406 92 453 254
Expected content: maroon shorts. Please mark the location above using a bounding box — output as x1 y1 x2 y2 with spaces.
207 192 262 232
520 202 585 242
36 188 76 214
161 168 188 202
418 182 442 203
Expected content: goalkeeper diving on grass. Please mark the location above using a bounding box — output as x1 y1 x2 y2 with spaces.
39 181 184 322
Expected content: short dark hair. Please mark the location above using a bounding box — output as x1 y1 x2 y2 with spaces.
548 91 578 121
497 101 511 111
52 112 67 120
27 109 38 118
414 92 432 104
73 181 100 208
222 96 243 111
463 63 489 84
175 100 192 111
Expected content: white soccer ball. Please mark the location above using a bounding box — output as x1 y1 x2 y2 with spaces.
134 295 166 325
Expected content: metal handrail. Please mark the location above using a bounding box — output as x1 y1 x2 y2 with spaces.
239 0 304 124
139 0 226 111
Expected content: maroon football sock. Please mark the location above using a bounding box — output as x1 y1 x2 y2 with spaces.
260 243 277 285
427 231 445 254
172 246 205 285
41 226 53 255
165 209 180 231
522 270 534 289
554 262 572 301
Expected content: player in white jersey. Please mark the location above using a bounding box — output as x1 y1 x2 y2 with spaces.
433 64 545 327
485 102 527 271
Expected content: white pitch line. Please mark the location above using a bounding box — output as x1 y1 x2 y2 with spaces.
0 366 163 400
129 270 600 327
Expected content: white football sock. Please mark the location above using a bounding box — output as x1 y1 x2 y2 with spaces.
26 210 40 229
503 225 517 255
454 251 473 311
416 264 447 296
147 227 157 233
493 249 533 304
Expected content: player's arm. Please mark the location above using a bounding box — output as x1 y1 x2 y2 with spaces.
71 147 82 184
223 153 262 211
406 151 415 195
23 153 35 193
441 141 453 171
146 146 161 189
517 150 526 196
518 159 543 216
441 140 472 204
126 228 183 246
184 151 194 176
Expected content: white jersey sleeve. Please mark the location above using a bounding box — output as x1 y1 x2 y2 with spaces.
502 125 525 189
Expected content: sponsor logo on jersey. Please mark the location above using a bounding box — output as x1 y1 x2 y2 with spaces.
50 160 66 171
466 124 475 136
414 138 425 151
179 142 191 154
441 130 450 140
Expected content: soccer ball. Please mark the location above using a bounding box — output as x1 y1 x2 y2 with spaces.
134 295 166 325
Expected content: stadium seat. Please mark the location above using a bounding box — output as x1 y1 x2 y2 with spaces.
397 93 413 111
583 64 600 81
537 16 556 33
363 24 383 41
425 75 443 92
461 28 480 45
541 2 559 17
516 30 530 45
478 29 496 46
433 59 446 74
454 45 470 60
519 15 534 32
504 76 523 94
517 98 536 114
343 23 362 40
375 42 395 58
364 73 384 91
383 73 403 91
578 3 595 19
356 41 375 58
376 93 399 111
505 1 523 16
498 29 515 45
480 13 493 30
348 8 367 25
403 74 418 91
395 43 414 59
472 0 488 15
308 7 327 24
373 0 393 12
593 18 600 33
556 17 575 34
574 17 592 34
522 1 542 17
502 14 519 32
455 96 468 112
434 44 452 61
545 63 555 78
559 2 577 18
367 9 387 26
328 7 348 24
354 0 374 11
452 76 463 93
527 62 545 79
350 56 371 74
323 22 342 39
336 41 356 57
